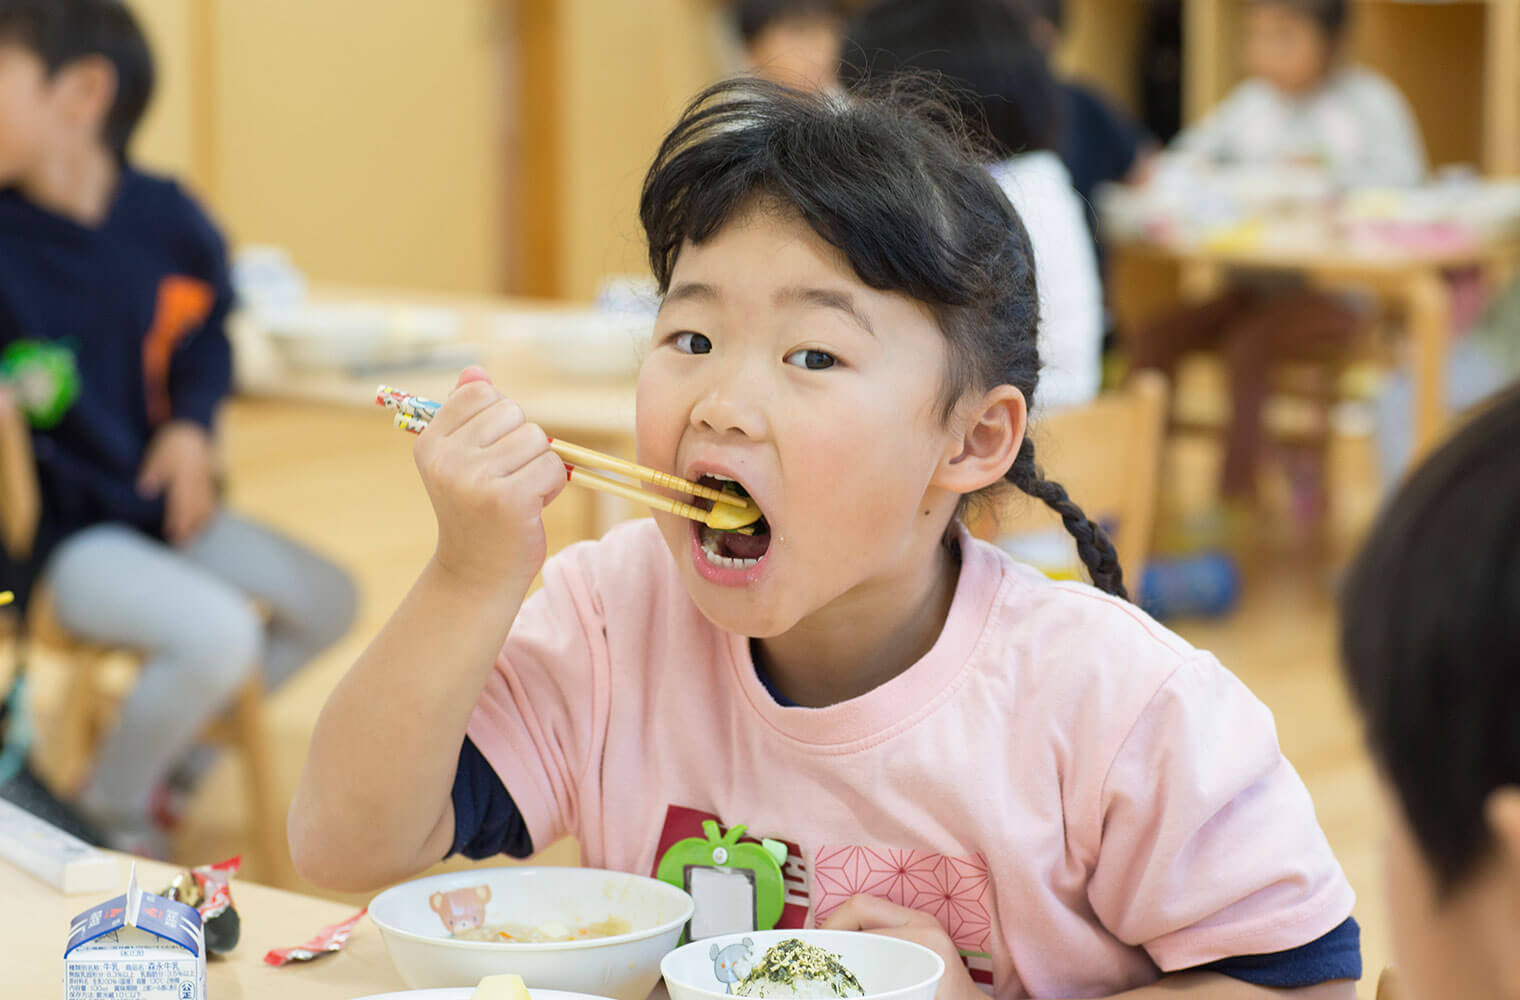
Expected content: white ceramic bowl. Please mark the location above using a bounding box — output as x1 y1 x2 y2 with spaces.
370 867 694 1000
491 310 649 379
263 303 460 370
355 984 611 990
661 930 944 1000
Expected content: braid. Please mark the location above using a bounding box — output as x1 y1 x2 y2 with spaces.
1006 438 1127 600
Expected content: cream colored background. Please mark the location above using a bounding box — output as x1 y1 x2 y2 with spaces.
123 0 1517 301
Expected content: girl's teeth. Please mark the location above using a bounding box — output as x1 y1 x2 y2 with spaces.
699 529 760 570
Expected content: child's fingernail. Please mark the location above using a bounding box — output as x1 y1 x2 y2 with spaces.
453 366 493 391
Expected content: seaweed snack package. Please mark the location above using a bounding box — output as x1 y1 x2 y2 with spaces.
161 855 242 956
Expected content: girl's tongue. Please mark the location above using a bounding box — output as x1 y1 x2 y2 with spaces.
718 529 769 560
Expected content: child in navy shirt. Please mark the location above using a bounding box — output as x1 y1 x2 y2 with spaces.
0 0 355 855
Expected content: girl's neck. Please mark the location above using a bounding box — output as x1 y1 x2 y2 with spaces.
753 527 961 708
21 143 120 227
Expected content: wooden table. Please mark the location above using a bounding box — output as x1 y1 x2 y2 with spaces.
1111 235 1520 459
5 853 408 999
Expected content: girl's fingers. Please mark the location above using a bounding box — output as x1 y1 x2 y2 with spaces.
454 365 493 389
819 895 921 932
521 450 571 508
482 423 560 481
425 377 502 437
451 397 528 448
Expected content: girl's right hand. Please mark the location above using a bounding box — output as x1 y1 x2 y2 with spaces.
413 367 568 596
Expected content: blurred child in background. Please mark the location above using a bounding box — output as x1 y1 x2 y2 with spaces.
1128 0 1426 526
1341 381 1520 1000
0 0 355 855
1020 0 1157 237
844 0 1104 411
736 0 845 92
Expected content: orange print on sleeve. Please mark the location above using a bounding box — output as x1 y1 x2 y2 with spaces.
142 275 215 425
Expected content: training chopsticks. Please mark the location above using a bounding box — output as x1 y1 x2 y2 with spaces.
375 386 760 531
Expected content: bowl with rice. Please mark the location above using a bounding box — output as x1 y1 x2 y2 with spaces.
661 930 944 1000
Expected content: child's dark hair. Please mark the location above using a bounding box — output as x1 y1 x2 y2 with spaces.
0 0 153 161
640 77 1126 598
840 0 1061 158
736 0 845 46
1021 0 1065 35
1248 0 1349 39
1341 381 1520 893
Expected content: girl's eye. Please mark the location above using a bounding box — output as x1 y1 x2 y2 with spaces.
784 348 836 371
673 331 712 355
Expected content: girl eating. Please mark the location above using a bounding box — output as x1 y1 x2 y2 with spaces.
291 79 1358 999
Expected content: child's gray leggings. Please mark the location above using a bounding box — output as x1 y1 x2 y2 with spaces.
43 512 358 822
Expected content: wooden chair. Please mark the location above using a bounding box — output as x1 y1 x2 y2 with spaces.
970 371 1170 588
0 397 285 880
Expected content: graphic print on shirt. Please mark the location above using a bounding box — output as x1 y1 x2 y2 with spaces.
141 275 215 425
814 845 995 987
652 806 996 990
654 806 809 941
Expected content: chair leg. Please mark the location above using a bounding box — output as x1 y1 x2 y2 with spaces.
229 677 286 885
52 648 105 795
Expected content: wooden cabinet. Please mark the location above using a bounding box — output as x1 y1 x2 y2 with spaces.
125 0 725 299
127 0 511 294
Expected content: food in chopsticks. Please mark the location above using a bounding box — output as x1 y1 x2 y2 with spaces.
376 384 764 534
734 939 865 999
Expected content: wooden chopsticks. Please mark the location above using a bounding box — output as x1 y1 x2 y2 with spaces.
375 386 761 531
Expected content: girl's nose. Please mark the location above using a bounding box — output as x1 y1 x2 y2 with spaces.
690 368 768 439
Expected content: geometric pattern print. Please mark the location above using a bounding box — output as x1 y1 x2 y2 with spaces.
812 845 995 988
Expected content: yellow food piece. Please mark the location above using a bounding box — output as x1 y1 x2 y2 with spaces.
704 498 762 532
471 973 530 1000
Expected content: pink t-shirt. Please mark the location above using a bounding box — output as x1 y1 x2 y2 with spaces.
466 519 1353 999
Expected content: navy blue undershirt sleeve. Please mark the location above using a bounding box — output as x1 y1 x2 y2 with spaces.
1193 916 1361 988
447 736 534 860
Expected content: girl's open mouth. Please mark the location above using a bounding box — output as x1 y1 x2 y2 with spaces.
692 475 771 570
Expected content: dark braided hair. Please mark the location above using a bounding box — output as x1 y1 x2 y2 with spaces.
639 76 1126 599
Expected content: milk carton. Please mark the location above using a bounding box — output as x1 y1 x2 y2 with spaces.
63 863 206 1000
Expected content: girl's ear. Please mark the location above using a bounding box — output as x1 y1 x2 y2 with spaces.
1484 789 1520 999
55 55 117 135
931 385 1027 495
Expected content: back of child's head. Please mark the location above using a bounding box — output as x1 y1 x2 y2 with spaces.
840 0 1060 160
1020 0 1064 36
1341 381 1520 891
0 0 153 161
640 76 1125 597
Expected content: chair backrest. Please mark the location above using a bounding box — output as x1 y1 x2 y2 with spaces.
0 393 39 564
970 371 1169 587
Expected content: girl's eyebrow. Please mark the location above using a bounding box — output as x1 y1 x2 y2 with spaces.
663 281 718 305
663 281 875 337
774 286 876 336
